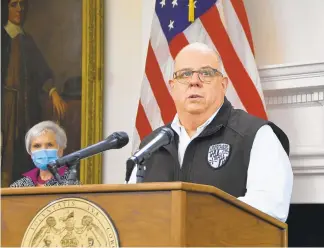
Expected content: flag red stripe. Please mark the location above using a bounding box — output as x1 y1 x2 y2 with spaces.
200 5 267 119
230 0 255 55
169 34 189 59
135 102 152 140
145 42 176 123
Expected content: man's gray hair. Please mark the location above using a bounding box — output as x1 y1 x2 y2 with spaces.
25 121 67 154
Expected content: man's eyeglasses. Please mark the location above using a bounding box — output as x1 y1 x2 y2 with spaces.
173 67 223 85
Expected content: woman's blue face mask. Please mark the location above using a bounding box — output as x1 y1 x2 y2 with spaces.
31 149 58 171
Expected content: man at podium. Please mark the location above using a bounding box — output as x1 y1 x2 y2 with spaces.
10 120 80 187
133 43 293 223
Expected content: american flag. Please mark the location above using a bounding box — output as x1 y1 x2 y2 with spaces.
132 0 267 151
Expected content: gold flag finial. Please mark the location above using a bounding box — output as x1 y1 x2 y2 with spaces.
188 0 195 22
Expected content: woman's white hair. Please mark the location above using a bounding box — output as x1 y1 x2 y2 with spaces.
25 121 67 154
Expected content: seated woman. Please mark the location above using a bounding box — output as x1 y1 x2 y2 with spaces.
10 121 81 187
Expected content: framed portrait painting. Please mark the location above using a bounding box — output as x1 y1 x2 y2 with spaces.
1 0 104 187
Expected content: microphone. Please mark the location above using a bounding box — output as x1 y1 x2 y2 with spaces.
125 127 174 182
54 131 129 167
47 131 129 182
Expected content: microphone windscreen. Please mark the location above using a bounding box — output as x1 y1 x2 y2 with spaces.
113 131 129 148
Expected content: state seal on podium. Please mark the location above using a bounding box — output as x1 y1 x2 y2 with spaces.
21 197 119 247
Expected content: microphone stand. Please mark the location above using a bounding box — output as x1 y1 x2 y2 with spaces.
47 162 62 184
136 164 146 183
66 159 80 185
47 156 81 185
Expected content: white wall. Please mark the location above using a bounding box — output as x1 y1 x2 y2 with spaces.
103 0 155 183
103 0 324 203
244 0 324 66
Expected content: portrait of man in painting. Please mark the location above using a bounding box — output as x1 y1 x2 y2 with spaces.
1 0 84 187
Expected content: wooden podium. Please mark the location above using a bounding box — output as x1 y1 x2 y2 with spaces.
1 182 287 247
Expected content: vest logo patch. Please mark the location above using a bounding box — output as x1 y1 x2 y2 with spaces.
207 143 230 169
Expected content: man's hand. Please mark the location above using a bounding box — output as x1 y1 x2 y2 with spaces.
51 90 67 119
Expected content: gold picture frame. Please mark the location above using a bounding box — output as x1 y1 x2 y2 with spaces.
0 0 103 187
80 0 104 184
